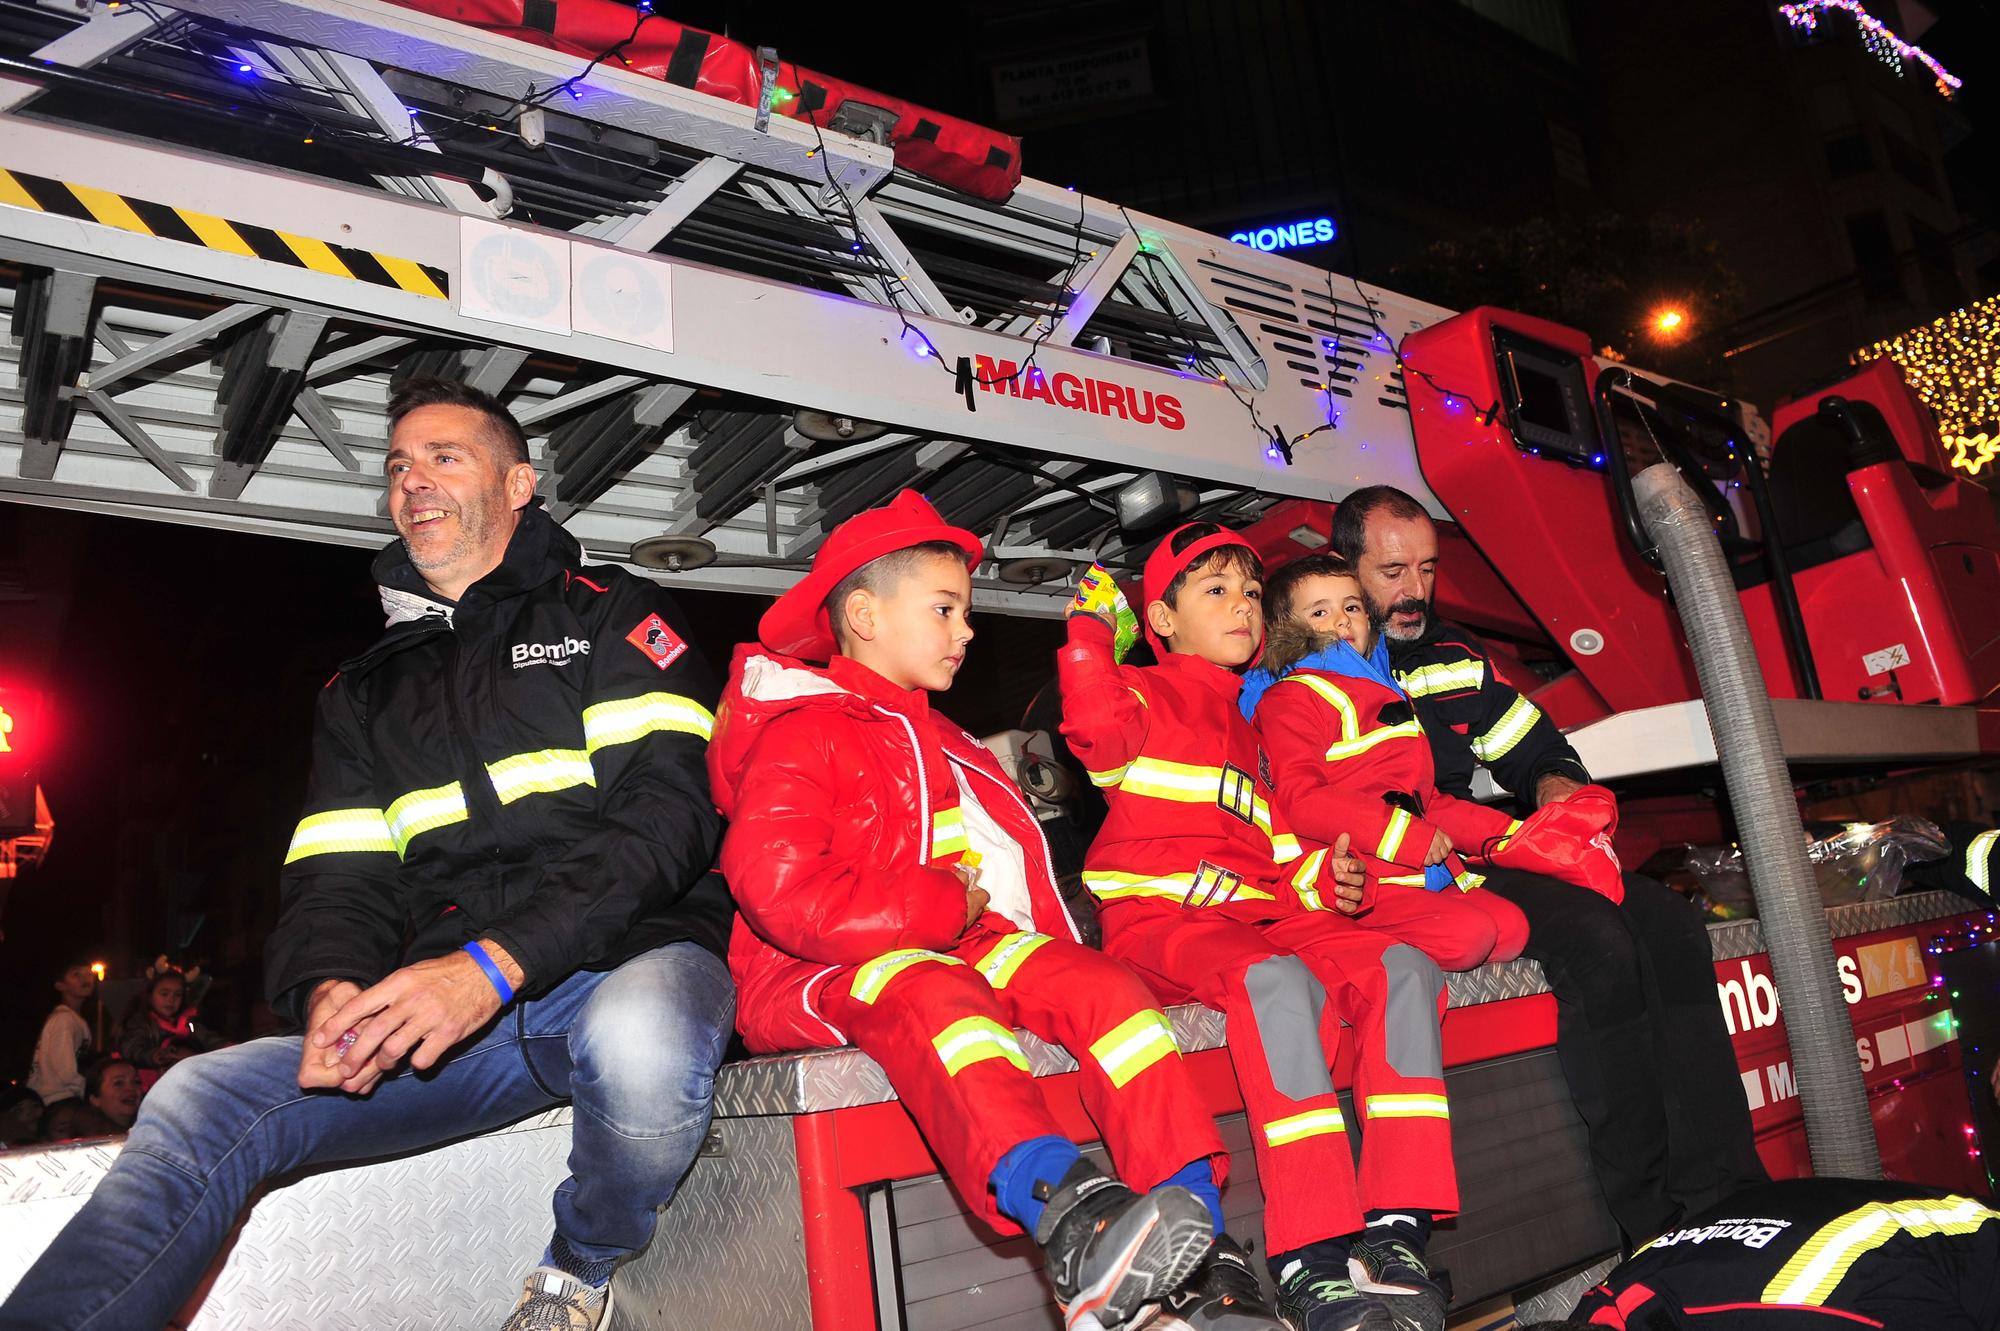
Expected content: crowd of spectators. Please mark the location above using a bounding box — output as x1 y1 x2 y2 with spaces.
4 955 230 1149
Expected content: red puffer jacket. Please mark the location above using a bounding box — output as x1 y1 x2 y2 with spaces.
708 646 1081 1052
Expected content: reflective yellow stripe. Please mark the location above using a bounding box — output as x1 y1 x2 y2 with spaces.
1291 848 1330 910
1280 674 1360 740
485 748 595 804
850 949 963 1005
1489 819 1524 854
974 932 1053 989
1118 757 1273 831
1966 829 1998 896
285 808 397 863
1380 873 1428 887
1378 807 1413 861
374 251 448 300
175 207 258 257
1081 869 1276 905
1120 756 1230 799
582 692 716 752
1087 762 1131 789
386 782 469 854
277 229 355 279
931 807 969 859
66 182 151 234
933 1015 1029 1076
1470 696 1541 762
0 170 41 212
1761 1196 2000 1306
1263 1107 1345 1147
1455 870 1485 892
1365 1093 1450 1119
1398 659 1484 698
1270 831 1302 864
1090 1009 1178 1088
1325 719 1425 762
1127 686 1149 708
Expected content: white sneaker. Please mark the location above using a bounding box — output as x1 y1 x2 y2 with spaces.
498 1265 614 1331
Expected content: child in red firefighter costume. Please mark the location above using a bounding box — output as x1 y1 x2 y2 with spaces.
1059 522 1457 1331
709 492 1281 1331
1242 553 1622 971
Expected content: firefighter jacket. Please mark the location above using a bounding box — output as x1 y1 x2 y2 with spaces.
1058 616 1322 920
1243 622 1510 898
1570 1178 2000 1328
707 646 1084 1053
1386 618 1589 810
266 501 731 1028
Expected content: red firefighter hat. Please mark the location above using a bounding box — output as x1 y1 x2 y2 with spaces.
1140 522 1260 655
759 490 984 662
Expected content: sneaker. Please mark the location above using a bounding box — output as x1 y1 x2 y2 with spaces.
1273 1260 1393 1331
1035 1159 1216 1329
498 1265 614 1331
1348 1236 1448 1331
1152 1234 1288 1329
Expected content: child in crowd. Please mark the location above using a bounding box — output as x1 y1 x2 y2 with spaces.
26 958 97 1106
1241 553 1530 971
710 491 1265 1331
1060 523 1456 1331
119 964 229 1092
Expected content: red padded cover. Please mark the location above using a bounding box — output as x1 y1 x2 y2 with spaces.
394 0 1023 200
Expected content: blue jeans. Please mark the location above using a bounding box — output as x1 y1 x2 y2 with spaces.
0 942 734 1331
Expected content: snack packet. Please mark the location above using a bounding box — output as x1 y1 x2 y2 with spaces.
1069 563 1141 662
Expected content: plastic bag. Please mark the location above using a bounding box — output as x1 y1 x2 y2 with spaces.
1683 816 1951 919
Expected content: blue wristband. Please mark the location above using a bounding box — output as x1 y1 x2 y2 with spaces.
462 941 515 1004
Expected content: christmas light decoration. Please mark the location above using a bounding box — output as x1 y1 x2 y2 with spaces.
1780 2 1963 98
1856 295 2000 475
1946 434 2000 477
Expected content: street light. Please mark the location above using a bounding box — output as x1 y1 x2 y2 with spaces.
1651 306 1689 339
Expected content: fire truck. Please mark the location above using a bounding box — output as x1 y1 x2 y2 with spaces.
1 1 1997 1325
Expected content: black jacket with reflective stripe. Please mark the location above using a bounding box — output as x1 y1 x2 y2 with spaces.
1570 1178 2000 1327
265 502 730 1027
1385 618 1589 813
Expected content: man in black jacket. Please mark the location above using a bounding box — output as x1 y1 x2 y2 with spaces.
1330 485 1764 1244
2 378 735 1331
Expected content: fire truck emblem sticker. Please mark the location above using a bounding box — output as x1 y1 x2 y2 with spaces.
626 613 689 670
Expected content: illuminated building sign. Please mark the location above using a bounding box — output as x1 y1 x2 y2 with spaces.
1230 216 1338 253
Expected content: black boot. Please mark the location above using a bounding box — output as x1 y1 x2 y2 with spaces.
1154 1233 1288 1329
1347 1234 1448 1331
1034 1159 1215 1329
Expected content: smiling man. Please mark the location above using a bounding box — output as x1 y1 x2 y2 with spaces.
1 377 736 1331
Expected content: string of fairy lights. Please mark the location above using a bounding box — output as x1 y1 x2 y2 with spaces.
1778 1 1964 99
1856 295 2000 478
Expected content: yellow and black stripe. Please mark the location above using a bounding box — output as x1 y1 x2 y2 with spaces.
0 167 448 300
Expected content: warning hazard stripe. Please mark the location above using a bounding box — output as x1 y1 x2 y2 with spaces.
0 167 449 300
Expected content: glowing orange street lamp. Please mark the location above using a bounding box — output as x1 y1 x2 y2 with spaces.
1651 306 1689 339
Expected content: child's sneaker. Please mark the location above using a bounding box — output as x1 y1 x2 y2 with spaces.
1153 1234 1288 1329
1347 1236 1448 1331
497 1266 613 1331
1035 1158 1216 1329
1273 1261 1393 1331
